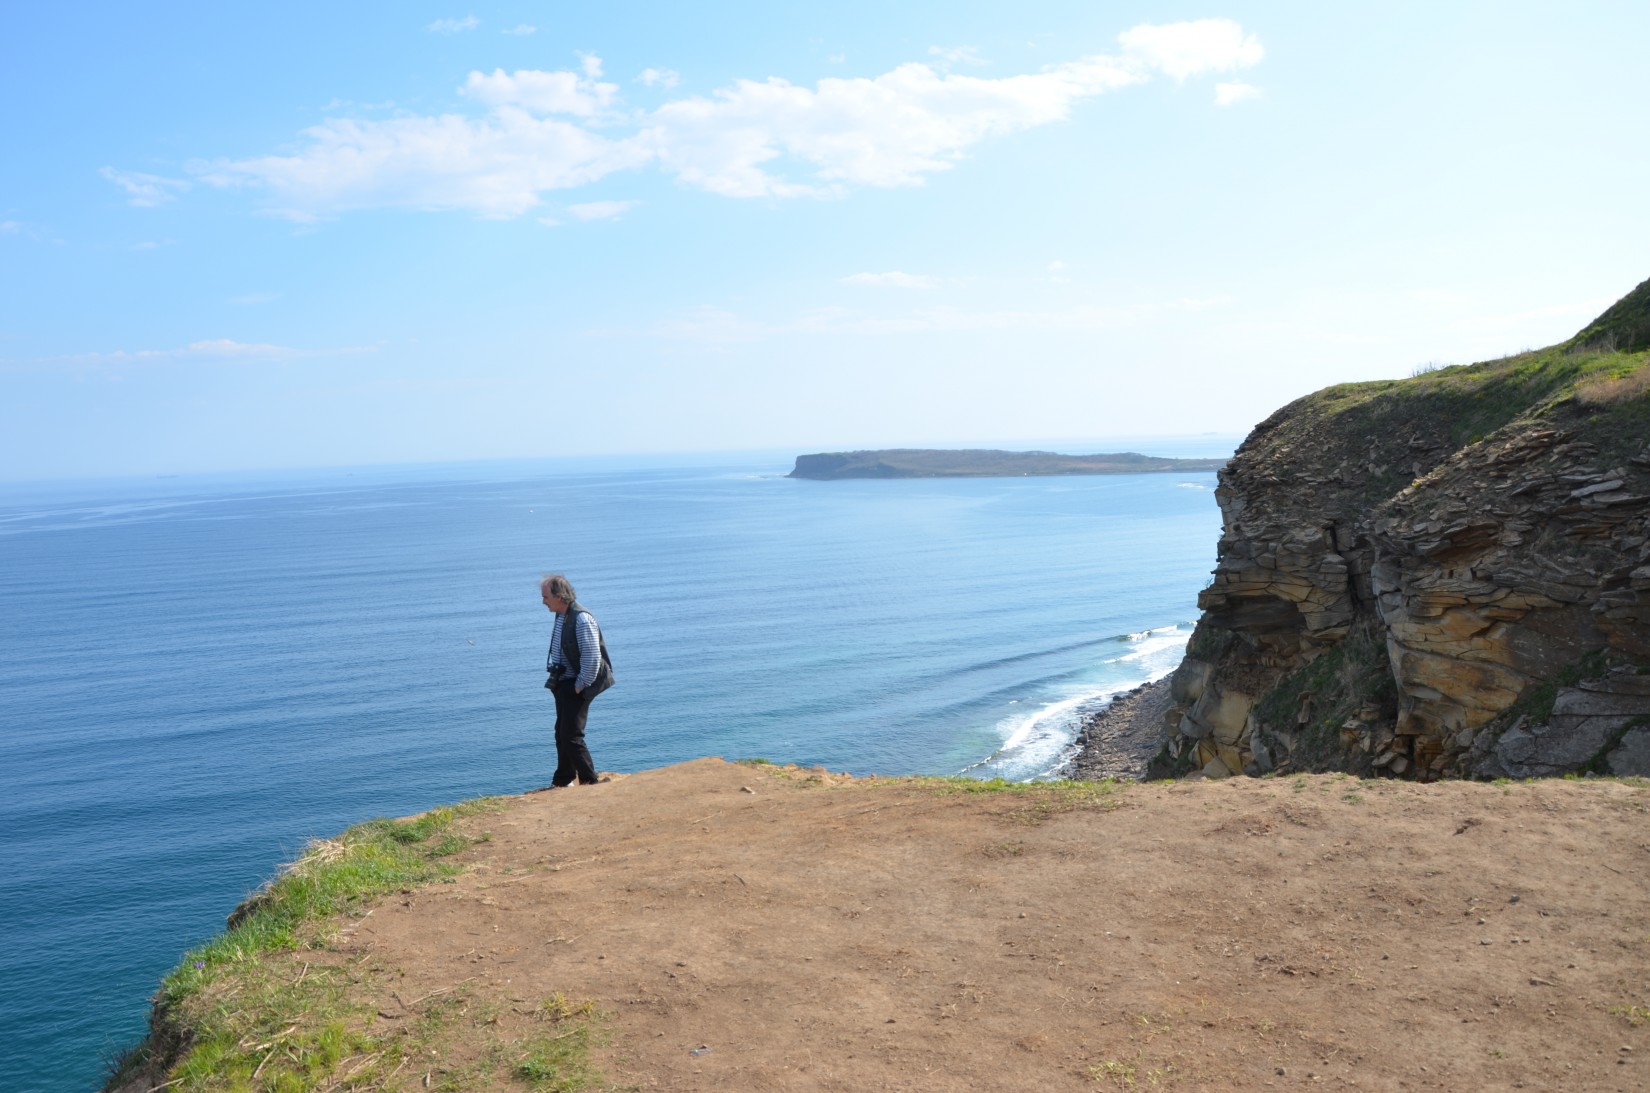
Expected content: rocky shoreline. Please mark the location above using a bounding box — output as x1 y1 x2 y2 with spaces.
1062 675 1174 781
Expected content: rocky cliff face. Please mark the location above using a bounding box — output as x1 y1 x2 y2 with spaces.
1161 278 1650 781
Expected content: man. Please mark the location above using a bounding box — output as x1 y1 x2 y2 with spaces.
540 574 613 787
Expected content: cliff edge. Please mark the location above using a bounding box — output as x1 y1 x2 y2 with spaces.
1158 277 1650 781
108 760 1650 1091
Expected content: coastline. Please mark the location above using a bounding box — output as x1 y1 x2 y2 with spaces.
1062 675 1174 781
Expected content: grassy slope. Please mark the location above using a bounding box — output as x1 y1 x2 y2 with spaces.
104 800 614 1093
1243 338 1650 511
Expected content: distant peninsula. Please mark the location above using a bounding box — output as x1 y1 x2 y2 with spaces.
788 448 1228 480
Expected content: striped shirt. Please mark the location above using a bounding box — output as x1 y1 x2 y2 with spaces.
548 609 603 691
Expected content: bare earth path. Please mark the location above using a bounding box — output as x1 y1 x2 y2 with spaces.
341 760 1649 1091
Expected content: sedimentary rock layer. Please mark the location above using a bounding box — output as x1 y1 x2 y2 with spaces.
1160 281 1650 780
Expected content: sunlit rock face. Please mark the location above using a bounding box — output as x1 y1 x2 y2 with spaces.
1159 279 1650 781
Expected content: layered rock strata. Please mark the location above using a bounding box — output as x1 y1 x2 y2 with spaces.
1162 283 1650 780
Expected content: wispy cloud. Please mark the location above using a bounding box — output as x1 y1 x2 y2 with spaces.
100 167 190 207
843 271 938 289
428 15 479 34
568 200 639 221
177 21 1263 219
501 24 536 36
1214 81 1261 106
229 292 280 305
638 67 680 89
0 220 20 234
927 45 985 66
20 338 377 368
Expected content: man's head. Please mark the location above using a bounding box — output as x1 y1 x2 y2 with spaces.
540 574 575 614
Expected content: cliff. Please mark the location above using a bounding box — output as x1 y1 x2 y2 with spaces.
1158 277 1650 781
788 448 1226 479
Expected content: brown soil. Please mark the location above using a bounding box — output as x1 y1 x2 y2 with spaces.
329 759 1650 1091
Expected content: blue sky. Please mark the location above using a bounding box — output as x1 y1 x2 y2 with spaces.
3 1 1647 480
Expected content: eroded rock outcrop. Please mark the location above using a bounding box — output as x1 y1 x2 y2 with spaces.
1161 279 1650 780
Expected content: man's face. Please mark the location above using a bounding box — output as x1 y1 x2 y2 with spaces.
542 591 568 614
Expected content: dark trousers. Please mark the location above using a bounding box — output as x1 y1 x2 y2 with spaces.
551 682 599 786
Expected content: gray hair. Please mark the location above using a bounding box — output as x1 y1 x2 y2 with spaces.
540 574 576 602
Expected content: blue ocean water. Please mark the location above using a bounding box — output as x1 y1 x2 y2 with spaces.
0 449 1224 1093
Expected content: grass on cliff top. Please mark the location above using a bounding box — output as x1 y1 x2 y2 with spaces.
107 798 615 1093
736 760 1131 823
1253 342 1650 502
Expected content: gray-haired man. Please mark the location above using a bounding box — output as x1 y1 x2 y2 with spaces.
540 574 613 787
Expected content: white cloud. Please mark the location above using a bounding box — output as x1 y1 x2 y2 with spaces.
428 16 479 34
928 45 986 66
462 65 619 116
1 220 19 233
1214 81 1261 107
843 271 937 289
635 55 1148 198
34 338 376 367
100 167 189 207
1118 19 1263 80
502 24 536 36
638 67 680 89
184 23 1263 218
194 110 645 219
568 199 639 221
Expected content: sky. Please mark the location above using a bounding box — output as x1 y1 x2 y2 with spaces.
3 1 1648 481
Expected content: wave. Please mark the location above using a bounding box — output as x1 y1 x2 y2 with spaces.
959 623 1190 782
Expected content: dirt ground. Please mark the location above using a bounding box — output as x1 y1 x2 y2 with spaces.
330 758 1650 1092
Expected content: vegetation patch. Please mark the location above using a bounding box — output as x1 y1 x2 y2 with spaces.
1185 623 1235 664
1608 1003 1650 1027
105 798 612 1093
1250 618 1396 774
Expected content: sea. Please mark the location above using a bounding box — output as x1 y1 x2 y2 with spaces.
0 443 1229 1093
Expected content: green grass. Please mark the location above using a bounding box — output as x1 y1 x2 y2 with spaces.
159 803 499 1009
1243 340 1650 511
1608 1003 1650 1026
105 797 613 1093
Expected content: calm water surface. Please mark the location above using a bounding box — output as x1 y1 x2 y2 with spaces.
0 451 1224 1092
